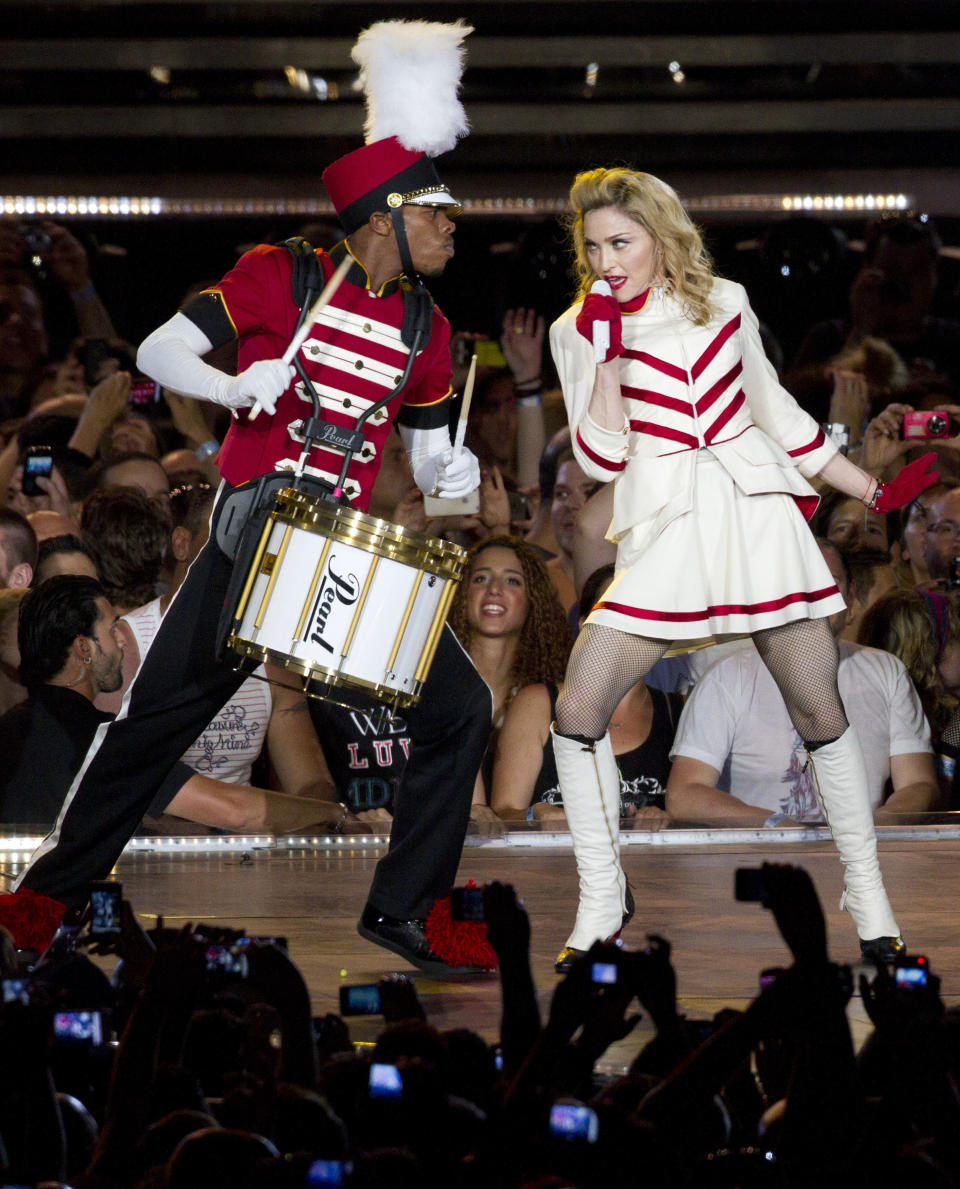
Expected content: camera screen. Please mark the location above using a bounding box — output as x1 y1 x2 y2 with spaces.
340 984 382 1015
129 379 161 406
204 944 249 978
450 887 484 921
591 962 618 985
90 886 121 934
54 1011 103 1045
549 1103 598 1143
895 964 928 988
306 1159 351 1188
368 1062 403 1099
25 454 52 476
2 978 30 1005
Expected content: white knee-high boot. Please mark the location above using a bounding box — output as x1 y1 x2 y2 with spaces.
807 725 901 942
552 725 628 951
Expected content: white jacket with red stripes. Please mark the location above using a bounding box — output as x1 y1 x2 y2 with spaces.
550 277 838 554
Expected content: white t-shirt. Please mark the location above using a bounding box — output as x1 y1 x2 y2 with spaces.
123 597 272 785
670 641 931 818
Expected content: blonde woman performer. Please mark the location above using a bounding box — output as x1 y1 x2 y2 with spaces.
549 166 937 971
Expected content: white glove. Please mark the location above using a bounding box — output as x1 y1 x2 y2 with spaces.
413 446 481 498
137 312 295 418
216 358 296 418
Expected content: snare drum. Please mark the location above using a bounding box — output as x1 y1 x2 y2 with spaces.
227 487 466 711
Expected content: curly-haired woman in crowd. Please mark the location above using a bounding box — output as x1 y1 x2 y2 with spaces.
547 165 938 970
491 562 682 827
448 536 572 804
858 587 960 806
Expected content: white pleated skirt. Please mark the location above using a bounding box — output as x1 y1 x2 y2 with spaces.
587 451 845 646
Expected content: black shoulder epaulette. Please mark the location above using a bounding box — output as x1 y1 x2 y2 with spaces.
281 236 323 310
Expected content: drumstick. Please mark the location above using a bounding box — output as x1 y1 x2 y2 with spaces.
247 254 353 421
453 352 477 455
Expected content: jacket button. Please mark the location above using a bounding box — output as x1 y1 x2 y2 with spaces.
363 322 372 333
355 360 364 370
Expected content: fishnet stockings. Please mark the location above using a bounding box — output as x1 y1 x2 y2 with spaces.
752 617 848 743
556 617 848 745
555 623 669 740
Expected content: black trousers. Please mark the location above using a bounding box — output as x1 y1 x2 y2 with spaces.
17 508 491 916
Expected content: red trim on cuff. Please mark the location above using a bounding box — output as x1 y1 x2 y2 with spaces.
787 427 826 458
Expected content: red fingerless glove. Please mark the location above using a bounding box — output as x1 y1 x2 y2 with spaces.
575 290 624 363
870 452 940 514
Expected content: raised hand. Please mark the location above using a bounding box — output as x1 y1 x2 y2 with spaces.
632 934 679 1030
758 863 828 966
482 880 531 960
501 307 545 383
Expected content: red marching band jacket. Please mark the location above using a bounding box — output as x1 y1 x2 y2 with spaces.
181 240 454 511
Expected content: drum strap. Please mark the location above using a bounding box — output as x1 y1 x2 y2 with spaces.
213 471 335 659
278 232 435 495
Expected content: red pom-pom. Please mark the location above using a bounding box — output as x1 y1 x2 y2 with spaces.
425 881 498 971
0 887 67 952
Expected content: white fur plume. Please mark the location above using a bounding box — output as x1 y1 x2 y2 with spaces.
352 19 473 157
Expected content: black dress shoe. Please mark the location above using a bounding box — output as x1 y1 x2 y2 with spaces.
554 882 635 974
357 906 485 977
860 935 906 967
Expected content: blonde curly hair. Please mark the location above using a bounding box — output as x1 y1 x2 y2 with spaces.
564 166 718 327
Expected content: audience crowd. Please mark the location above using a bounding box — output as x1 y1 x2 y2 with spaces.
0 869 957 1189
1 208 960 1184
4 209 960 826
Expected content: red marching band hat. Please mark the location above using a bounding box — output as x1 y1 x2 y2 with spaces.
321 19 471 234
322 137 462 234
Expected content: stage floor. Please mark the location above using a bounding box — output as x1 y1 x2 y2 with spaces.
9 824 955 1073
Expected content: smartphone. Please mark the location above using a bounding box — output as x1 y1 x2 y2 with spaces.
37 922 82 963
89 881 122 936
204 943 249 979
22 446 53 496
507 490 533 521
2 978 30 1005
734 867 765 902
339 983 382 1016
591 961 618 986
759 966 785 991
894 954 929 989
306 1159 352 1188
549 1102 598 1144
53 1010 103 1045
449 886 484 921
129 377 161 405
368 1062 402 1099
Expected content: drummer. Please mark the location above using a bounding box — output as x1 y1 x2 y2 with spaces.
15 20 494 977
